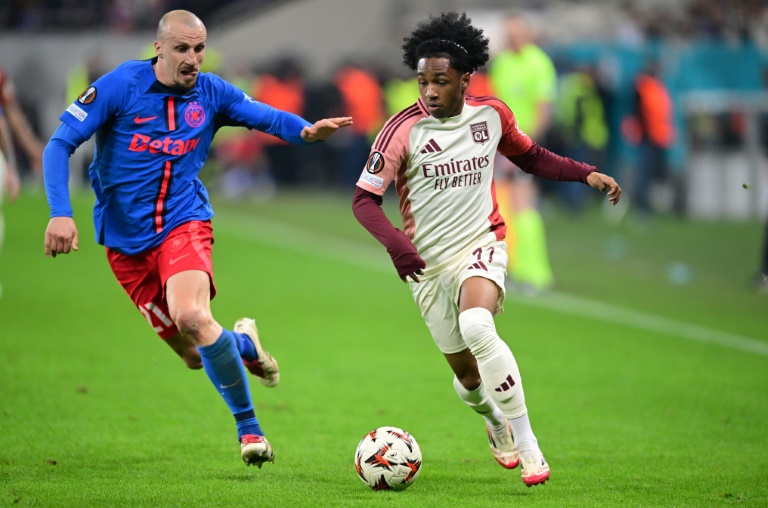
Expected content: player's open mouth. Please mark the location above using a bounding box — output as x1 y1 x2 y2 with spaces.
181 69 198 77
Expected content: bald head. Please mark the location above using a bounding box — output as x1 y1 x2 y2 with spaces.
153 10 207 91
157 10 205 42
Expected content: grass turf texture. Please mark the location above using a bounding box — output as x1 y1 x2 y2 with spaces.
1 189 766 507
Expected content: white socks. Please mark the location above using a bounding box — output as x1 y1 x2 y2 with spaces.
452 376 505 429
510 412 539 460
458 307 539 455
458 307 526 419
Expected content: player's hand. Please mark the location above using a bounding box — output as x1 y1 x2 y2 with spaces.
44 216 79 258
301 117 353 142
388 229 426 283
400 266 425 284
586 172 622 205
395 252 425 283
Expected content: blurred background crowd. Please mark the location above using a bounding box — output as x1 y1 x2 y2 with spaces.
0 0 242 32
1 0 767 289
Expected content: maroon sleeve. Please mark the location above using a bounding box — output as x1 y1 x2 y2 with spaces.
506 142 597 184
352 186 425 278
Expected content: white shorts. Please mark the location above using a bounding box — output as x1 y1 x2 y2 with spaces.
410 237 508 354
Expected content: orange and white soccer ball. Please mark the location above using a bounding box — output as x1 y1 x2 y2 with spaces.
354 426 422 491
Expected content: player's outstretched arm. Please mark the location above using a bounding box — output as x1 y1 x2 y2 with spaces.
44 217 78 257
301 117 353 142
586 172 622 205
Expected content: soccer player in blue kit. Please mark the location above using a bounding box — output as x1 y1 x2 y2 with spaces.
42 10 352 468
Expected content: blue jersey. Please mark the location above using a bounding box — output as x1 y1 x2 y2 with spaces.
53 58 311 255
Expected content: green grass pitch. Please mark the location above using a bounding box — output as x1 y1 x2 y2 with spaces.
1 189 766 507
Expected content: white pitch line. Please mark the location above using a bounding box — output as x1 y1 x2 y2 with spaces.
505 292 768 357
216 211 768 358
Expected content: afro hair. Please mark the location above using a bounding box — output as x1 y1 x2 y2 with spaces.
402 11 490 74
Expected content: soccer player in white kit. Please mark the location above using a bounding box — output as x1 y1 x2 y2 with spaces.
352 12 621 487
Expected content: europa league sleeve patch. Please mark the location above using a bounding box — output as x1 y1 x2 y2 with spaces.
366 151 385 174
77 86 97 105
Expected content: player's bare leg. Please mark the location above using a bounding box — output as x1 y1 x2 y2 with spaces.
446 349 519 469
165 270 222 346
165 333 202 369
166 269 272 467
458 276 549 486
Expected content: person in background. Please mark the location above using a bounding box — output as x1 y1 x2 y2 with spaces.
333 61 385 186
252 56 307 187
0 68 34 299
0 67 45 177
352 11 621 487
0 102 21 299
622 59 675 217
757 223 768 293
42 9 352 468
551 62 609 212
757 98 768 294
489 13 558 292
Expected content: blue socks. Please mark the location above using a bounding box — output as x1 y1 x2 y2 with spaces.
198 329 262 439
233 332 258 362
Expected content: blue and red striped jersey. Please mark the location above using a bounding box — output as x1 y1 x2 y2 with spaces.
55 58 310 255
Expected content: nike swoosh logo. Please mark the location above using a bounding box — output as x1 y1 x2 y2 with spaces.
168 253 190 265
220 378 242 389
134 115 158 124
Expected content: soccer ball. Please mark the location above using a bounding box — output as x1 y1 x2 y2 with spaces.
354 426 422 491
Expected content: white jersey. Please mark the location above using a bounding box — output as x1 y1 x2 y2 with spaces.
356 96 534 274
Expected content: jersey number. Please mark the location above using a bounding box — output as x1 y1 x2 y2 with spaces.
473 246 495 264
139 302 173 333
468 246 495 271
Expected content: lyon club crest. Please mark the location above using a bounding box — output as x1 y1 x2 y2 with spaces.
184 101 205 128
470 121 489 145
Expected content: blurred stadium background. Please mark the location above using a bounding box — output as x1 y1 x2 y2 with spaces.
1 0 767 221
1 1 767 506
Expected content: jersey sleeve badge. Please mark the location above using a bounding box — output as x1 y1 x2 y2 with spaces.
77 86 97 105
366 151 384 174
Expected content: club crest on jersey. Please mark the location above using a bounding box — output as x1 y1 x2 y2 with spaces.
184 101 205 128
168 234 188 253
77 86 97 105
366 151 384 174
470 121 490 145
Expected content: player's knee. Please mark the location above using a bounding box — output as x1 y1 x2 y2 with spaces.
459 307 497 357
171 306 212 340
